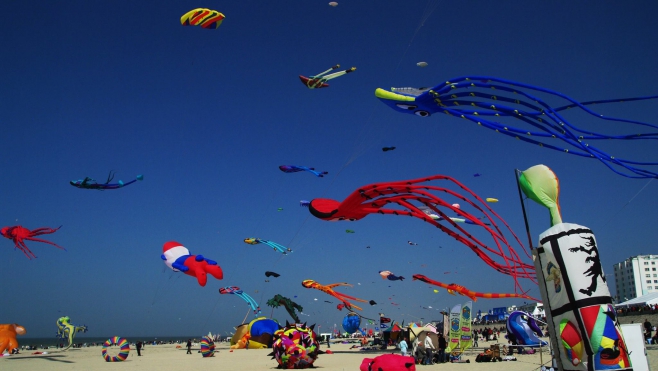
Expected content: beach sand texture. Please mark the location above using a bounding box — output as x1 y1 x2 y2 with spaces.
3 341 657 371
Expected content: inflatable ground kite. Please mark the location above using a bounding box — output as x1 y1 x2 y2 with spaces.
0 324 26 354
269 322 322 369
56 316 87 350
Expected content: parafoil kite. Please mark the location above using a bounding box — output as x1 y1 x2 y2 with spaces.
382 147 396 152
265 271 281 278
181 8 225 29
412 274 537 301
369 300 377 305
0 324 25 354
299 64 356 89
56 316 88 350
302 280 369 311
379 270 405 281
220 286 261 315
279 165 328 177
70 172 143 190
417 62 428 67
161 241 223 287
1 225 65 259
506 311 547 347
244 238 292 255
345 230 355 233
266 294 304 323
300 200 310 207
486 198 499 203
306 174 535 293
328 2 338 6
375 76 658 178
407 241 418 245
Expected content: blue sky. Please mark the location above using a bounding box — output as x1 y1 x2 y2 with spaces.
1 1 657 338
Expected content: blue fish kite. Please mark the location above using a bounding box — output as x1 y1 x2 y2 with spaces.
71 172 143 190
279 165 328 177
375 76 658 178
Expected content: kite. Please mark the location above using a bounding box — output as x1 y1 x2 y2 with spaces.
220 286 261 315
266 294 304 323
278 208 284 211
70 172 143 190
244 238 292 255
382 147 396 152
329 2 338 6
0 324 26 354
279 165 328 177
300 200 310 207
56 316 88 350
473 173 482 177
161 241 223 287
507 311 547 347
369 300 377 305
375 76 658 178
407 241 418 245
517 164 562 227
412 274 537 302
302 280 369 311
486 198 499 203
1 225 65 259
269 322 322 369
299 64 356 89
181 8 225 29
345 230 355 233
379 271 405 281
306 174 536 293
265 271 281 278
417 62 428 67
342 312 361 334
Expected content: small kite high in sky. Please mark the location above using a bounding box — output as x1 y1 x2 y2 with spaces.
379 271 405 281
301 280 369 311
413 274 537 302
219 286 261 315
265 271 281 278
70 172 143 190
181 8 225 29
244 238 292 255
375 76 658 178
299 64 356 89
307 174 535 294
279 165 328 177
1 225 65 259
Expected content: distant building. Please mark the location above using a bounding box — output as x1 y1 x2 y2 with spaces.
613 255 658 302
517 302 544 317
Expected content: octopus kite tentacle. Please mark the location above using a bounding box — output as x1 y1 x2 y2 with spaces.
413 274 538 302
1 225 65 259
301 280 368 311
308 175 535 294
375 76 658 178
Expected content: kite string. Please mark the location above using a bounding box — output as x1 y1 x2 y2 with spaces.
601 178 654 228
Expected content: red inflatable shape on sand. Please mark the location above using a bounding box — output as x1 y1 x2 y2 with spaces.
161 241 223 286
360 354 416 371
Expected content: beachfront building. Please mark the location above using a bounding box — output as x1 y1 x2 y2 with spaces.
613 255 658 302
518 302 545 317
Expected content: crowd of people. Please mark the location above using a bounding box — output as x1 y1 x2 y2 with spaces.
617 304 658 316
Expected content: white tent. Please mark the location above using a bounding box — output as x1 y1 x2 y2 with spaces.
615 292 658 307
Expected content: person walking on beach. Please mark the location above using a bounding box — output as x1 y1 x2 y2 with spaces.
186 339 192 354
399 337 408 356
136 341 142 356
423 335 435 365
473 331 479 347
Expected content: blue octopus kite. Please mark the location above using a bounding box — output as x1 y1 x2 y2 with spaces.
70 172 144 189
279 165 328 178
375 76 658 178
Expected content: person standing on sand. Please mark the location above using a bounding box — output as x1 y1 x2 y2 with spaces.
399 337 408 356
136 341 142 356
186 339 192 354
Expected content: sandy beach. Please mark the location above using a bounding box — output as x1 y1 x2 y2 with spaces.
3 339 657 371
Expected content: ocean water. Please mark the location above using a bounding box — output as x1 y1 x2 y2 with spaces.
19 336 203 349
